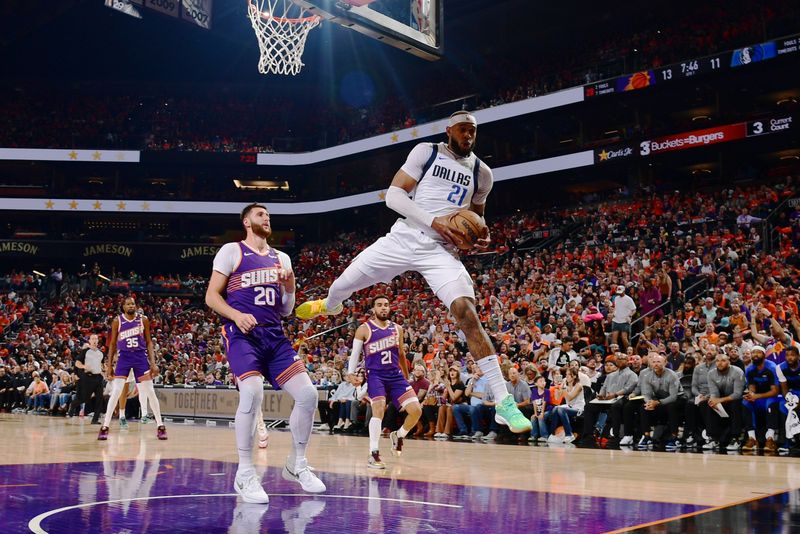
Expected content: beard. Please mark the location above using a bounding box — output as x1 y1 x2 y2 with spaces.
376 311 391 321
448 137 473 158
251 223 272 239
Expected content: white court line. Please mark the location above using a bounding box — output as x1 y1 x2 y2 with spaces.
28 492 462 533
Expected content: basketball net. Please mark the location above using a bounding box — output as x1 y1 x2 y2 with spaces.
247 0 321 76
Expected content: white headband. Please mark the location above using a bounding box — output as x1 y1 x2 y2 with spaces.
448 112 477 128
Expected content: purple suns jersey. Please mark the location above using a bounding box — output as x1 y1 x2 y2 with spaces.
364 320 401 373
224 242 285 331
117 314 146 353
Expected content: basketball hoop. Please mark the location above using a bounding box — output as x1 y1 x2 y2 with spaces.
247 0 321 76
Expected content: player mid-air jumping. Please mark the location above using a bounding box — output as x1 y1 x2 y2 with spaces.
297 111 531 434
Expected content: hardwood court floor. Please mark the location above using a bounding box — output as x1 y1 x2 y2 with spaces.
2 414 800 533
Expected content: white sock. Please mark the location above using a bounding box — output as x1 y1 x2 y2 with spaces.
235 376 264 477
103 379 126 428
326 263 373 310
138 380 163 427
283 373 317 472
476 355 509 403
140 385 149 417
369 417 382 452
396 426 408 439
766 429 776 440
748 430 756 439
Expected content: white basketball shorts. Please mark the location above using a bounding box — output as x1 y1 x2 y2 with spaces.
349 220 475 308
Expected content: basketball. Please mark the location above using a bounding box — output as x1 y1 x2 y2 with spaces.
447 209 488 250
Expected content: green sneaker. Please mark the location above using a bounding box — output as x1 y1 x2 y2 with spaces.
119 417 128 430
295 299 343 320
494 395 532 433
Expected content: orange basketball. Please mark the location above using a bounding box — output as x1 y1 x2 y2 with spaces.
447 209 488 251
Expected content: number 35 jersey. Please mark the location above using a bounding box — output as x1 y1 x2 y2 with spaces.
395 142 493 241
213 241 292 334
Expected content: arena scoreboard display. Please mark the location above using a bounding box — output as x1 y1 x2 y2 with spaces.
584 33 799 98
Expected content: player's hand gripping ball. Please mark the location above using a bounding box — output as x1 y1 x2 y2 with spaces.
447 209 488 251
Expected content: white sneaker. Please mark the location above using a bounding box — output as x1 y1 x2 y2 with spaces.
619 435 633 446
234 472 269 504
725 440 740 451
563 434 576 444
547 435 563 444
433 432 448 440
256 421 269 449
282 461 326 494
482 431 498 442
702 440 719 450
471 431 484 440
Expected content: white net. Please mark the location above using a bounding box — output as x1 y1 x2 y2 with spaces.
247 0 321 76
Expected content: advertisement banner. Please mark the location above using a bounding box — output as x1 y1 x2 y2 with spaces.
639 123 747 156
154 386 327 422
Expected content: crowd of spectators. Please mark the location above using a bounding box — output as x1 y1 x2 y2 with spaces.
1 0 796 153
3 175 800 454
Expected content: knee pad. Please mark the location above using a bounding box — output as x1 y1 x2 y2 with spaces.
295 385 318 409
238 376 264 414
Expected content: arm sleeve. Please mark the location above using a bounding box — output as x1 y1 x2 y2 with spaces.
730 369 744 400
640 373 654 401
621 372 638 395
399 143 435 180
276 250 295 316
471 163 494 206
707 372 720 398
348 339 364 375
776 364 787 384
660 373 679 405
385 186 435 228
212 243 241 276
691 367 701 396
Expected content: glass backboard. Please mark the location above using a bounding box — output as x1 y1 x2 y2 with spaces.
292 0 442 60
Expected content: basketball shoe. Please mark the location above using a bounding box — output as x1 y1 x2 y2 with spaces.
234 472 269 504
282 459 326 493
295 299 343 320
494 396 533 433
389 431 403 456
368 450 386 469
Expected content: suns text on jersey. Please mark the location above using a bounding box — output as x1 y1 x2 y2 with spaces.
240 268 280 288
368 334 399 355
118 325 143 340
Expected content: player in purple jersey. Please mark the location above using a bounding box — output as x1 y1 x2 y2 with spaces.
349 295 422 469
98 296 167 441
206 203 325 505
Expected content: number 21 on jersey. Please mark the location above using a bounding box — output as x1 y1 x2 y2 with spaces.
447 184 467 206
254 287 277 306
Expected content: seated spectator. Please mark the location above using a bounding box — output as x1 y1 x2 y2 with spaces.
703 353 745 451
637 353 684 450
550 367 585 444
742 346 780 453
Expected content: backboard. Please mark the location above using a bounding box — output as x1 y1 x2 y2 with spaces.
292 0 442 60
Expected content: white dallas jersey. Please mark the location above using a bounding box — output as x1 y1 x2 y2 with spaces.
395 142 493 240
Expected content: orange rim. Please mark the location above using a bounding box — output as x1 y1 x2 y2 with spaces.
248 0 321 24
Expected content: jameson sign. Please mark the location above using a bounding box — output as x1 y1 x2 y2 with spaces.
0 241 39 255
0 240 229 262
179 245 221 259
83 244 135 258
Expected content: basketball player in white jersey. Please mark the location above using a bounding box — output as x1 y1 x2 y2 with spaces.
297 111 531 434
